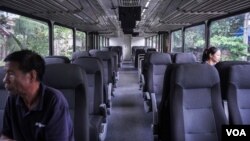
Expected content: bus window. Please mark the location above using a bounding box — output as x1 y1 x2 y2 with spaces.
210 13 250 61
0 11 49 66
171 30 182 53
184 24 205 62
76 30 86 52
54 25 73 58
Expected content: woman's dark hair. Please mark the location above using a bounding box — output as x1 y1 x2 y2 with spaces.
4 49 45 81
202 46 219 62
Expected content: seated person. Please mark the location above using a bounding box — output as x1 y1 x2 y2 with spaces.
0 50 74 141
202 46 221 65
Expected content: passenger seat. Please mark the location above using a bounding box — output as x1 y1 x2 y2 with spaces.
159 63 228 141
72 57 108 141
44 55 70 64
227 65 250 124
173 52 197 63
43 64 89 141
0 67 9 133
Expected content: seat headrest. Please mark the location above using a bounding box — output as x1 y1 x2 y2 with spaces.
95 51 113 60
101 48 110 51
174 53 197 63
149 53 172 65
174 64 219 88
73 57 102 74
89 49 99 56
135 49 146 54
215 61 250 71
146 48 156 53
44 56 70 64
229 65 250 88
71 51 89 61
44 64 86 89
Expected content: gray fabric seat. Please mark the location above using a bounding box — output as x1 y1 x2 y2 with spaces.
0 67 9 134
95 51 114 113
134 49 146 68
72 57 108 141
89 49 99 57
43 64 89 141
71 51 90 62
111 46 123 68
146 48 156 53
173 52 197 63
44 55 70 64
95 51 114 85
142 53 172 137
215 61 250 120
140 52 153 91
109 51 119 85
164 63 228 141
143 53 172 112
215 61 250 100
227 65 250 124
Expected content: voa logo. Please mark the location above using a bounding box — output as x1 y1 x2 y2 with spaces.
226 129 246 136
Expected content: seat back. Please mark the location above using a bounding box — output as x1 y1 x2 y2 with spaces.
146 48 156 53
141 52 154 92
101 47 110 51
135 49 146 68
89 49 99 57
146 53 172 103
95 51 114 84
173 53 197 63
71 51 90 62
227 65 250 124
110 51 118 73
111 46 122 67
44 55 70 64
0 67 9 133
43 64 89 141
72 57 104 115
215 61 250 100
169 64 227 141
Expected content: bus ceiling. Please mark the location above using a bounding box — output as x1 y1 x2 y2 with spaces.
0 0 250 37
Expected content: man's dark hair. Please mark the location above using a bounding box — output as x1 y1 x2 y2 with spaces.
4 49 45 81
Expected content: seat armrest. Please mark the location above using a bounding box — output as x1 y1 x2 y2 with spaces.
99 103 107 120
140 74 145 90
144 92 152 112
106 83 112 114
144 91 151 100
223 100 229 120
151 93 158 123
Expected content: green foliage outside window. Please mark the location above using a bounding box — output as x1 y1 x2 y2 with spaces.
210 13 250 61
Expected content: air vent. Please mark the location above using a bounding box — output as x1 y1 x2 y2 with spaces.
118 6 141 35
119 0 141 7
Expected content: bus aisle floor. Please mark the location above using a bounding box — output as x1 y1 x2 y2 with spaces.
105 60 153 141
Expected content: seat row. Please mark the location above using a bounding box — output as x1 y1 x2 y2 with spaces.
44 51 121 141
137 52 250 141
0 49 123 141
132 46 157 68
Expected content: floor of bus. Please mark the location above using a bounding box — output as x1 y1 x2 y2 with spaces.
105 60 153 141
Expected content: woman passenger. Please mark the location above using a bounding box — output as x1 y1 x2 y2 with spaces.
202 46 221 65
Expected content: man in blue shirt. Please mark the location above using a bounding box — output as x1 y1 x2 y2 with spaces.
0 50 74 141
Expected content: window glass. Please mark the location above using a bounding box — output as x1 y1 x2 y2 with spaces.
171 30 182 52
75 30 86 51
184 24 205 61
0 11 49 66
54 25 73 58
210 13 250 61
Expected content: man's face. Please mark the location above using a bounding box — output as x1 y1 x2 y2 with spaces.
3 61 31 95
